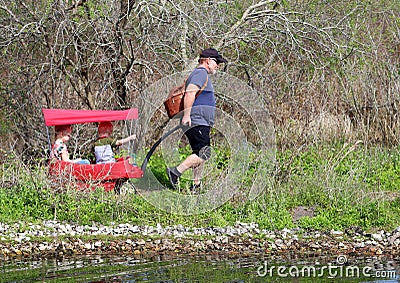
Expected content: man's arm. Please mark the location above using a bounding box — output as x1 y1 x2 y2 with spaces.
182 83 200 126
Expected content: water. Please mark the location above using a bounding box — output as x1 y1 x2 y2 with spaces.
1 254 399 282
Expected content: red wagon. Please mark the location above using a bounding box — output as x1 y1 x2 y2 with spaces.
43 108 143 192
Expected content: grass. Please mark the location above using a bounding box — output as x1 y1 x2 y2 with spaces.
1 142 400 233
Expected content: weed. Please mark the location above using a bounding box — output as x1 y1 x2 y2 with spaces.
1 142 400 232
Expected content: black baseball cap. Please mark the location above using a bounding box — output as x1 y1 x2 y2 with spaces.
199 48 227 64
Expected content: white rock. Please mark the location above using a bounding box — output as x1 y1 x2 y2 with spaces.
371 233 383 242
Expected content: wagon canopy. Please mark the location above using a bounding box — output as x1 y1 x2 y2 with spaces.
42 108 138 126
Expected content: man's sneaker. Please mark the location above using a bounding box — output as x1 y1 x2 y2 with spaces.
166 167 179 188
189 182 201 193
190 182 201 189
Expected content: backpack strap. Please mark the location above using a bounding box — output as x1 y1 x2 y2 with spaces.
184 74 208 99
195 75 208 98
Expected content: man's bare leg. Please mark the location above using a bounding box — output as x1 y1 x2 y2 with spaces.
176 154 204 175
192 162 204 185
167 154 205 188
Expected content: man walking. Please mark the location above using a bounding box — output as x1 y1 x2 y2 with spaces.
166 48 227 190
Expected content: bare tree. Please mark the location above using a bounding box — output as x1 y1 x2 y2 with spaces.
2 0 397 157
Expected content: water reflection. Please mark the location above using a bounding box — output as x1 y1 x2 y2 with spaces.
1 254 399 282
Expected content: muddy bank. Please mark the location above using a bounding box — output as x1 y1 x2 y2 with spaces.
1 221 400 259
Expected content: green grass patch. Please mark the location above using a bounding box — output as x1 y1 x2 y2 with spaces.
1 142 400 232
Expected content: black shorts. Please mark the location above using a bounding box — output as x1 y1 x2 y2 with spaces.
184 125 211 158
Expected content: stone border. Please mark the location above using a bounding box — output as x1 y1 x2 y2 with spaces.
1 221 400 259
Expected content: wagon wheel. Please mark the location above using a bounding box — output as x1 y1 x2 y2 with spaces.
114 178 137 195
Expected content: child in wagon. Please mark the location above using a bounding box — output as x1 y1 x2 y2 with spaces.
51 124 90 164
94 121 136 164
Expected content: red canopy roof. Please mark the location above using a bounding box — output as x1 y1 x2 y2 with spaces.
42 108 138 126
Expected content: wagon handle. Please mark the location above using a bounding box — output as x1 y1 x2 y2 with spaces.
140 124 182 172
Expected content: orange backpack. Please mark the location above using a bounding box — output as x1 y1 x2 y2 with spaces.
163 76 208 119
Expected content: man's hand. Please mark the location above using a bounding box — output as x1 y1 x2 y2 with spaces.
181 114 191 126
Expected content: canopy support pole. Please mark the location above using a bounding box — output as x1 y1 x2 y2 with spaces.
45 126 52 157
